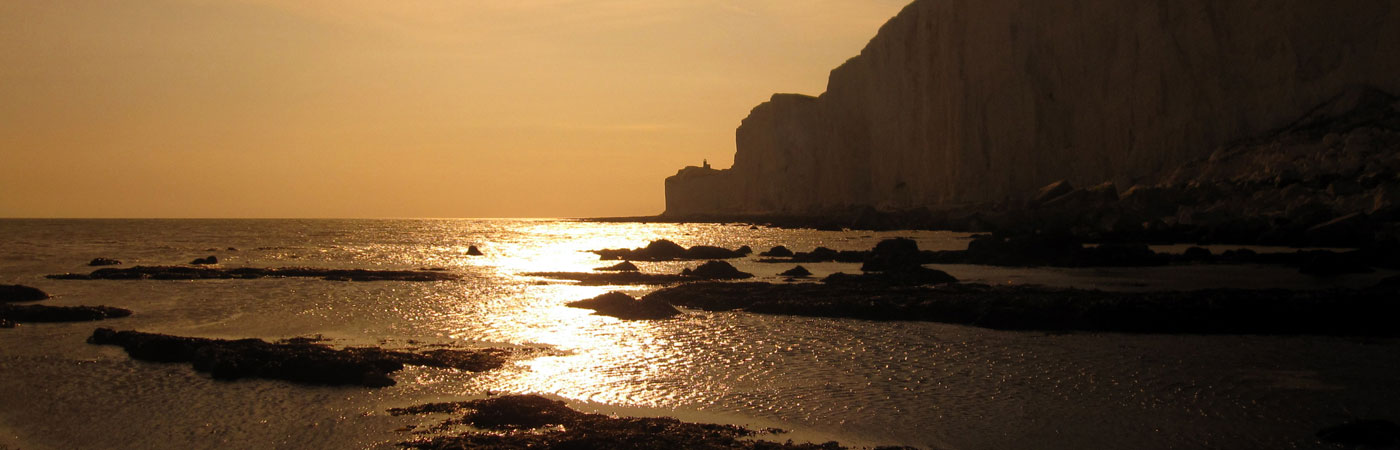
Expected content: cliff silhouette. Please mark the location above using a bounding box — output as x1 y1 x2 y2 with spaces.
665 0 1400 219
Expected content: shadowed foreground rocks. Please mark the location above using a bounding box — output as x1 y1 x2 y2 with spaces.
644 281 1400 336
48 266 460 282
393 394 910 450
0 284 50 302
565 292 681 320
88 329 508 387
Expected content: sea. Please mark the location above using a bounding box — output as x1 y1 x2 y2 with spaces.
1 219 1397 449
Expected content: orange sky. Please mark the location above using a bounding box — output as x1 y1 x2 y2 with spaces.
0 0 908 218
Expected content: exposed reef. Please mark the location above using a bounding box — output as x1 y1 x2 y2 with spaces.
645 281 1400 336
0 284 50 302
0 304 132 325
87 258 121 266
593 239 748 261
565 292 682 320
392 394 899 449
87 329 509 387
47 266 460 282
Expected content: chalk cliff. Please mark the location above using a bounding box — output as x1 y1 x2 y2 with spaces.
664 0 1400 216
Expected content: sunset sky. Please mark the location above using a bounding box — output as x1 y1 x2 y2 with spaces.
0 0 909 218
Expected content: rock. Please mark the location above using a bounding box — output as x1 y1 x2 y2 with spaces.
1033 180 1074 204
1316 419 1400 448
87 328 507 387
467 246 484 256
779 266 813 278
592 240 746 261
593 261 639 272
735 245 753 255
680 261 754 280
760 245 794 257
1181 246 1214 262
0 284 49 302
47 266 459 282
1328 179 1363 196
190 256 218 265
0 304 131 323
565 292 682 320
88 258 122 266
823 266 957 286
860 238 924 272
1086 182 1119 203
1298 251 1374 276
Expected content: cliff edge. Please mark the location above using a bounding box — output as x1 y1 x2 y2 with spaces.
665 0 1400 216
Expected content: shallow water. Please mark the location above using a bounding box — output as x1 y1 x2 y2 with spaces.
0 219 1396 449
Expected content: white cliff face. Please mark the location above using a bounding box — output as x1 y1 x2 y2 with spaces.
665 0 1400 216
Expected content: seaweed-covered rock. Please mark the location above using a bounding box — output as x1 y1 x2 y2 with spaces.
87 329 507 387
681 261 754 280
565 292 681 320
467 245 484 256
593 261 640 272
88 258 122 266
190 256 218 265
0 284 49 302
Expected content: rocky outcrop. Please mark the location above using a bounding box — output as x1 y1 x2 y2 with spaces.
48 266 460 282
88 258 121 266
665 0 1400 216
565 292 682 320
0 284 49 302
87 329 508 387
592 240 748 261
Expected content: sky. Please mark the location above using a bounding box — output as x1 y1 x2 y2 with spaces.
0 0 910 218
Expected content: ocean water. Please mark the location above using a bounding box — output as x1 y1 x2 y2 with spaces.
0 219 1396 450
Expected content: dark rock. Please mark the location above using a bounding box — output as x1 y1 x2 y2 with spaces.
87 328 508 387
565 292 681 320
47 266 459 282
190 256 218 265
646 281 1400 336
681 261 754 280
88 258 122 266
1181 246 1214 262
0 304 131 323
1317 419 1400 447
525 271 691 285
1299 251 1374 276
0 284 50 302
391 395 849 450
860 238 924 272
779 266 813 277
760 246 794 257
1033 180 1074 204
823 266 957 286
593 239 747 261
467 245 484 256
593 261 640 272
736 245 753 255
